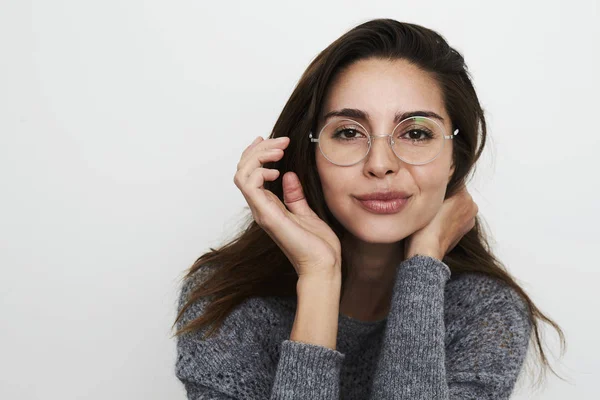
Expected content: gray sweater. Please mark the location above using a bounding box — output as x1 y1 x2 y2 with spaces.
175 254 532 399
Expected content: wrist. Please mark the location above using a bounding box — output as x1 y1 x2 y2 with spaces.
292 274 341 350
297 267 341 286
296 273 341 299
406 247 444 261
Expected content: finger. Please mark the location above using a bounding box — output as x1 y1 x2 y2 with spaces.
237 167 282 224
240 136 289 160
246 166 280 190
451 183 468 198
282 171 318 218
241 168 325 269
240 136 264 160
238 136 290 169
236 148 284 182
233 139 289 217
249 135 263 147
244 168 288 227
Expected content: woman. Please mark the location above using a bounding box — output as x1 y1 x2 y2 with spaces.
173 18 565 399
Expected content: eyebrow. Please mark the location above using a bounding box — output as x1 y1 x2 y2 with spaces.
322 108 445 125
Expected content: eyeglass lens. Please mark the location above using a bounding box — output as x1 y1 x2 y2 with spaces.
317 116 445 165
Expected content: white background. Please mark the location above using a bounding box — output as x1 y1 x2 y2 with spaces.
1 0 598 399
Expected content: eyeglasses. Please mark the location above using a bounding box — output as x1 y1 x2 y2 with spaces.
309 116 459 166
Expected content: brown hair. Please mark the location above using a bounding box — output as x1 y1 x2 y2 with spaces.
172 18 566 389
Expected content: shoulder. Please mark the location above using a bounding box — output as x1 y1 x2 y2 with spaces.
177 263 292 332
175 265 292 398
444 272 532 340
443 273 534 394
176 263 219 328
446 272 529 314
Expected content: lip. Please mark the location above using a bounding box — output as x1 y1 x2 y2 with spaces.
354 191 412 201
355 196 411 214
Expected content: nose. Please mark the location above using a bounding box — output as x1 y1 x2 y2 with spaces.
363 134 400 177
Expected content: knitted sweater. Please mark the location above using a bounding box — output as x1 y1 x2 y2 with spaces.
175 254 532 399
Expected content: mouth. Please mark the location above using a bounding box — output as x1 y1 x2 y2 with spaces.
354 190 412 201
355 196 412 214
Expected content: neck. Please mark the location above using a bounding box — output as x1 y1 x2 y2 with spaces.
338 236 405 321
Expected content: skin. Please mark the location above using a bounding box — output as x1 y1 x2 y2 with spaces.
236 57 478 346
315 58 457 321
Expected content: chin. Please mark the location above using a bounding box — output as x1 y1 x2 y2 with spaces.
342 219 413 244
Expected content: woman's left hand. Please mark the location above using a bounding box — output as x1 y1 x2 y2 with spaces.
404 185 479 261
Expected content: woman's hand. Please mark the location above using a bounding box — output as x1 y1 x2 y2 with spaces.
404 185 479 261
234 136 342 281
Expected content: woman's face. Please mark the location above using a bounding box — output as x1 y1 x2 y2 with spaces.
315 58 455 244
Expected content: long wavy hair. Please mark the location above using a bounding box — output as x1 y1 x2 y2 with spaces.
172 18 566 389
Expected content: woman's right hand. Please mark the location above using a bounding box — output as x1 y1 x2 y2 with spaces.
233 135 342 281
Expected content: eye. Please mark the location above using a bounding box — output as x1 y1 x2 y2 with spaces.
399 128 434 141
332 126 367 140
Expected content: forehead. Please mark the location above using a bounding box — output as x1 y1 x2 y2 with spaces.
320 58 448 124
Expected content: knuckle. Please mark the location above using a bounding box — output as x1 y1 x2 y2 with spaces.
233 173 242 188
248 168 259 181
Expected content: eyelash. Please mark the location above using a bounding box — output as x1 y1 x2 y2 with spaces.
332 126 435 142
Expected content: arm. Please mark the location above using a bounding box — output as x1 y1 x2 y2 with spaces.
178 339 345 400
175 268 345 400
180 382 237 400
270 274 344 399
369 254 532 399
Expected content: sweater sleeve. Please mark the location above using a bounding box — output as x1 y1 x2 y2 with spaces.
175 266 345 400
369 254 532 399
269 340 345 399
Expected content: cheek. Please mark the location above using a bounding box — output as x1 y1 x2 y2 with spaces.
315 147 453 235
317 158 349 199
315 155 358 218
410 157 452 222
416 142 453 191
414 164 449 191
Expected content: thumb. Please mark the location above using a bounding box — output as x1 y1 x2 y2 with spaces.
282 172 318 217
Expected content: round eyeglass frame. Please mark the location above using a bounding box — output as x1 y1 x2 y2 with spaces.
308 116 459 166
